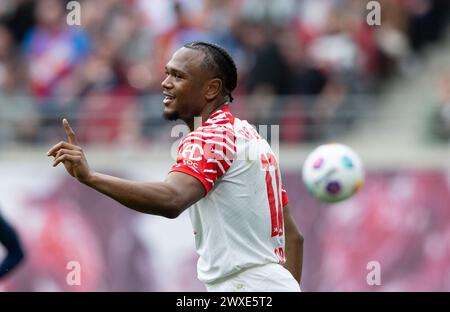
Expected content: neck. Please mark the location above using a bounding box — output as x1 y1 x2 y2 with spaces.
186 100 228 131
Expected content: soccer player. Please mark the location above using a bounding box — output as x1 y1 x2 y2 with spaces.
47 42 303 291
0 209 25 279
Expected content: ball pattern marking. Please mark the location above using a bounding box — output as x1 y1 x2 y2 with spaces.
326 181 341 194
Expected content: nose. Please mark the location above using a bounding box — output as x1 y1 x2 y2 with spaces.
161 75 173 90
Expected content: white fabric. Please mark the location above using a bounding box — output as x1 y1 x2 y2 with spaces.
205 263 301 292
171 106 290 285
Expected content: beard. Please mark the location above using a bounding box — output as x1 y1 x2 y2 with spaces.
163 110 180 121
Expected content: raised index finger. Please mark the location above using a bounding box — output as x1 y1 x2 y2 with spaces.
63 118 78 145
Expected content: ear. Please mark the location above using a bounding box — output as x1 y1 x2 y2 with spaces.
204 78 222 101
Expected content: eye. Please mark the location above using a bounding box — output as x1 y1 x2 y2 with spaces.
165 69 184 80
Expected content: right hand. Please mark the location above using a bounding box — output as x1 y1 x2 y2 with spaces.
47 119 93 184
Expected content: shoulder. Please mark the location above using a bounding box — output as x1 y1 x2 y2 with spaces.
184 111 236 144
180 123 236 156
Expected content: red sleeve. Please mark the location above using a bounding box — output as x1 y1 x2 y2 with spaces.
170 126 236 194
282 188 289 206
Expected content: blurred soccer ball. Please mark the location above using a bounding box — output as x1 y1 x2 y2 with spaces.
302 143 364 203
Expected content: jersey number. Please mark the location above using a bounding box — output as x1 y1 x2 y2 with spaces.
261 153 284 238
261 153 286 263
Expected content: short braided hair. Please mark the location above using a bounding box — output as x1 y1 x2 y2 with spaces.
184 41 237 102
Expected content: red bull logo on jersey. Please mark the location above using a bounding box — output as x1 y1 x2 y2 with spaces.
181 143 204 162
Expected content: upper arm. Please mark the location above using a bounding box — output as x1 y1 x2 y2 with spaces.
164 171 206 215
170 125 237 193
166 122 236 216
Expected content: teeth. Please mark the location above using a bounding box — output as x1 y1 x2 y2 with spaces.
163 97 173 104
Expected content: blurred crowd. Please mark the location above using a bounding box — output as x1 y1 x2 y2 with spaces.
0 0 449 146
429 68 450 143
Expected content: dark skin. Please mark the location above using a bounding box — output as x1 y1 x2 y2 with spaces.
162 47 226 130
283 205 303 283
47 47 303 284
0 213 25 279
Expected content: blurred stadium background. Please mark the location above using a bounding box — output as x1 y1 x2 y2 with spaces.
0 0 450 291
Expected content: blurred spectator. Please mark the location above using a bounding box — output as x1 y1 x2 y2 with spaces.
20 0 91 142
0 0 448 145
374 0 413 77
0 0 36 45
0 23 39 144
406 0 450 53
23 0 91 100
429 70 450 142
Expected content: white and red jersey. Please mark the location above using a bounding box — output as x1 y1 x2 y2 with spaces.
170 105 289 284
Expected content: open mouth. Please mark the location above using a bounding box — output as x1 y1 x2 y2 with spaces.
163 92 175 104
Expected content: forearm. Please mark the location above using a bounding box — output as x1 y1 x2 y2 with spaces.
0 250 24 279
282 204 303 284
85 172 182 218
284 231 303 283
0 217 25 279
48 120 205 218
